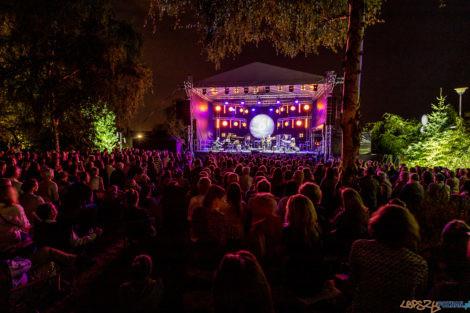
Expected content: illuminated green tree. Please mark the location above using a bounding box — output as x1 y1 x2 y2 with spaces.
90 104 119 151
366 113 420 156
405 92 469 169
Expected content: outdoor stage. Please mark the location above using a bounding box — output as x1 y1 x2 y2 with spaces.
185 62 342 158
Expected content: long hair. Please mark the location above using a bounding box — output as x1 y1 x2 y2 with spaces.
226 182 242 217
203 185 226 209
341 188 368 219
213 250 274 313
369 204 420 251
285 194 320 247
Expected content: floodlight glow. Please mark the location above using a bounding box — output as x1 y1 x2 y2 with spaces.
222 121 228 127
215 105 221 112
303 104 310 111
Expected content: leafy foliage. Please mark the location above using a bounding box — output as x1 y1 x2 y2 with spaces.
148 0 385 67
0 0 152 150
84 103 119 151
405 93 470 169
366 113 420 156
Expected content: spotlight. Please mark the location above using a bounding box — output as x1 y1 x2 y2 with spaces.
257 100 262 105
301 85 306 91
222 121 228 127
225 87 229 94
211 88 217 94
137 134 143 139
296 120 302 126
303 104 310 111
295 99 299 104
251 108 256 112
244 109 249 114
234 88 239 93
290 105 296 111
224 101 229 105
215 105 221 112
275 109 279 114
242 122 247 127
280 107 284 112
269 108 274 112
284 121 289 126
228 107 234 112
277 122 280 127
202 88 207 95
240 101 245 105
276 100 281 104
289 85 294 92
234 121 239 127
239 108 244 113
244 87 249 94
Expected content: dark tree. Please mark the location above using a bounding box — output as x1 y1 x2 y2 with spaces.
0 0 152 151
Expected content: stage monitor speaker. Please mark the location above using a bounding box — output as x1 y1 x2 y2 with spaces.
326 97 337 125
176 99 191 125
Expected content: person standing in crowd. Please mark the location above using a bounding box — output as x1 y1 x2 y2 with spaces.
349 205 427 313
19 178 44 222
38 168 59 206
358 167 380 213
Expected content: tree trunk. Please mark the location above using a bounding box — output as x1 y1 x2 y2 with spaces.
52 117 60 152
341 0 365 173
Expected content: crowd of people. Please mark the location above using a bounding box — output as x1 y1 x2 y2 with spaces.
0 147 469 313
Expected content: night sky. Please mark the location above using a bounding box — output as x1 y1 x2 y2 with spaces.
112 0 470 131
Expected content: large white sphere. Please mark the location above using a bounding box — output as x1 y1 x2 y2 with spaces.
249 114 274 139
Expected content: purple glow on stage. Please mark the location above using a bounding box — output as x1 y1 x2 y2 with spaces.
269 108 274 112
251 108 256 112
240 101 245 105
224 101 229 105
257 100 262 104
295 99 299 104
276 100 281 104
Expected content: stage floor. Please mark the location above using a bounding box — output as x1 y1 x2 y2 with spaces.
196 149 320 155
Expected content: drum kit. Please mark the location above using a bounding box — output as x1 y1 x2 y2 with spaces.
211 133 300 153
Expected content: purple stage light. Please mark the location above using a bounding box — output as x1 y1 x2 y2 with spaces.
251 108 256 112
224 101 229 105
257 100 262 104
241 101 245 105
269 108 274 112
276 100 281 104
295 99 299 104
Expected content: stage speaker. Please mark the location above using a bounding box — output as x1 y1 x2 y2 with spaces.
176 99 191 125
326 97 337 125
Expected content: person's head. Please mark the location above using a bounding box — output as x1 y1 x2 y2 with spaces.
77 171 90 184
227 182 242 208
242 167 251 176
131 254 153 281
197 177 211 195
247 193 277 219
22 178 39 194
441 220 470 261
365 166 375 177
203 185 226 210
35 202 58 221
299 182 322 205
0 178 18 206
435 173 445 183
41 168 54 181
341 187 366 212
388 198 407 207
227 172 239 185
213 250 273 313
5 165 21 179
399 171 409 182
125 189 139 208
256 179 271 193
293 170 304 186
368 204 420 251
284 180 299 197
116 162 124 171
272 167 283 182
90 167 99 177
285 194 319 245
409 173 419 183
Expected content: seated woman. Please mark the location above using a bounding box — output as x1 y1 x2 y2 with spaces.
0 179 31 254
213 250 274 313
31 202 102 252
428 220 470 299
118 254 164 313
283 194 327 296
327 188 369 259
349 204 428 313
